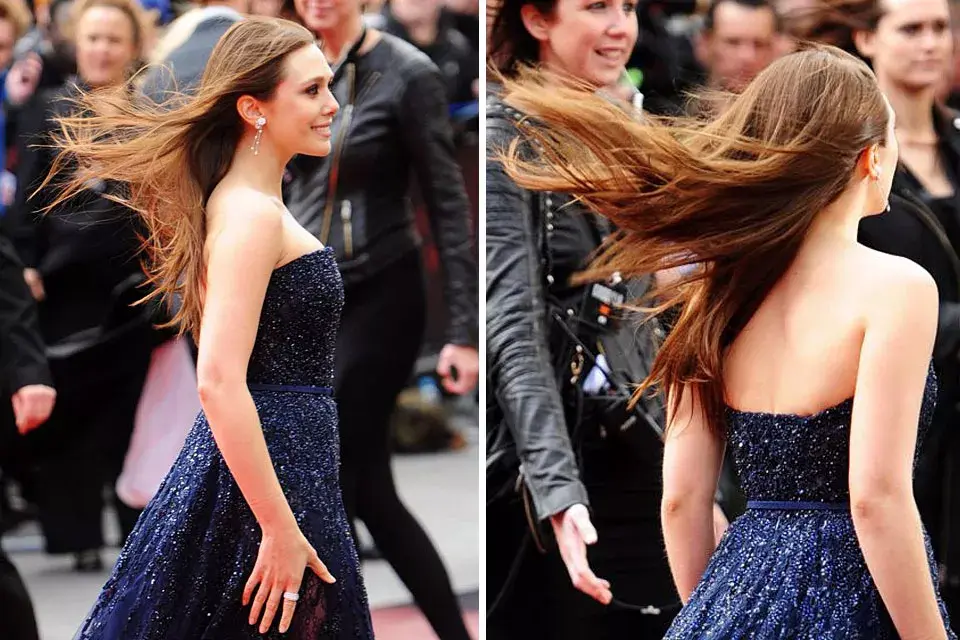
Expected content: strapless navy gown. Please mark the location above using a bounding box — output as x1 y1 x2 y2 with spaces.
665 365 956 639
75 247 374 639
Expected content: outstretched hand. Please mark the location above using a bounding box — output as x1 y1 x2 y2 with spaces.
549 503 613 605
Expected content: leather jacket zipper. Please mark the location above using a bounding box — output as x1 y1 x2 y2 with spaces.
340 200 353 259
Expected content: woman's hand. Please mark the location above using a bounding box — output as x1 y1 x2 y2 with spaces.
242 524 336 634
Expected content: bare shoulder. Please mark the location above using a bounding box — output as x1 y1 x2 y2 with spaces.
208 186 283 229
852 245 938 319
206 185 284 250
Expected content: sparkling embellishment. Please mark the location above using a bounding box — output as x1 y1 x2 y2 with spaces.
252 116 267 156
663 363 954 638
73 248 374 639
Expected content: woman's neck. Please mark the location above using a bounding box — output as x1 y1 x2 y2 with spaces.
879 77 937 140
231 134 289 199
319 14 365 65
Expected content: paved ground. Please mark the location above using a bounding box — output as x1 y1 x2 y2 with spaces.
4 420 479 640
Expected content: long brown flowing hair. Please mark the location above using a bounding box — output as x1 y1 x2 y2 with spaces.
36 17 316 340
496 44 889 437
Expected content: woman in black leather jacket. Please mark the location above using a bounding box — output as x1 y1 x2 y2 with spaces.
280 1 479 638
2 0 161 572
800 0 960 622
486 0 683 636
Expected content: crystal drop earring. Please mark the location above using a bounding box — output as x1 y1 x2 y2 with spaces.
252 116 267 155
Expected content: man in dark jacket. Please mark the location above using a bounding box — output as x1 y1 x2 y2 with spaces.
0 233 55 640
380 0 478 108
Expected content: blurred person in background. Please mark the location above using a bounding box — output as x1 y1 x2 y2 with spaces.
250 0 280 16
381 0 478 106
0 0 44 530
13 0 78 94
444 0 478 50
281 0 479 637
694 0 780 93
0 234 54 640
800 0 960 621
485 0 705 636
0 0 32 71
0 0 44 215
4 0 161 572
141 0 246 100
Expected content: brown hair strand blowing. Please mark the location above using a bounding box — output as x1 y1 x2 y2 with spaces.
497 45 889 437
36 17 316 341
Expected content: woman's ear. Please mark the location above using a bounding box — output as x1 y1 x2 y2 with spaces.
858 144 882 180
520 3 551 42
236 95 263 128
853 28 876 60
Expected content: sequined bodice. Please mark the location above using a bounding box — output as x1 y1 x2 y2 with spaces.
246 247 343 388
726 365 938 503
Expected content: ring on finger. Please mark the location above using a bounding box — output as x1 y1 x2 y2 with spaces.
282 591 299 602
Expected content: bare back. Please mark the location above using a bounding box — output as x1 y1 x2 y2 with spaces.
722 242 907 415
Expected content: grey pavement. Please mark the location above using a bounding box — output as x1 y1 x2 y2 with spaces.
4 426 479 640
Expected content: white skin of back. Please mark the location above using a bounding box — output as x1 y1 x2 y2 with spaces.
661 102 950 638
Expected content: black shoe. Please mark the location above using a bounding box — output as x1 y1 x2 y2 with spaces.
73 550 104 572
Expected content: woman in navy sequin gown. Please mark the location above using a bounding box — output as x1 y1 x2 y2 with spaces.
496 46 955 638
39 18 373 639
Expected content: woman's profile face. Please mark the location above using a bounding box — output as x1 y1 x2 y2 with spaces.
75 5 138 88
258 45 339 158
859 0 952 92
293 0 361 35
523 0 638 89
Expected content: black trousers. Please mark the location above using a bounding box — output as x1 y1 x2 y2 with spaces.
0 403 39 640
0 546 39 640
26 342 151 554
335 251 470 640
488 411 678 639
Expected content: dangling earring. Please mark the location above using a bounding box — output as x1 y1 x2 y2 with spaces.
252 116 266 156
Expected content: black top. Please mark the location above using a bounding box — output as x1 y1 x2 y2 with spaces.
380 8 478 107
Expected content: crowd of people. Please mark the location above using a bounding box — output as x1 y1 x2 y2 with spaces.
0 0 479 638
487 0 960 637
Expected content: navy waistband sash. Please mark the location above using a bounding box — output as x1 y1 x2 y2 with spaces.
747 500 849 512
247 383 334 396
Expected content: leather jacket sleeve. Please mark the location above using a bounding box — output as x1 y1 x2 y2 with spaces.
0 234 52 393
399 60 478 347
486 119 589 521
